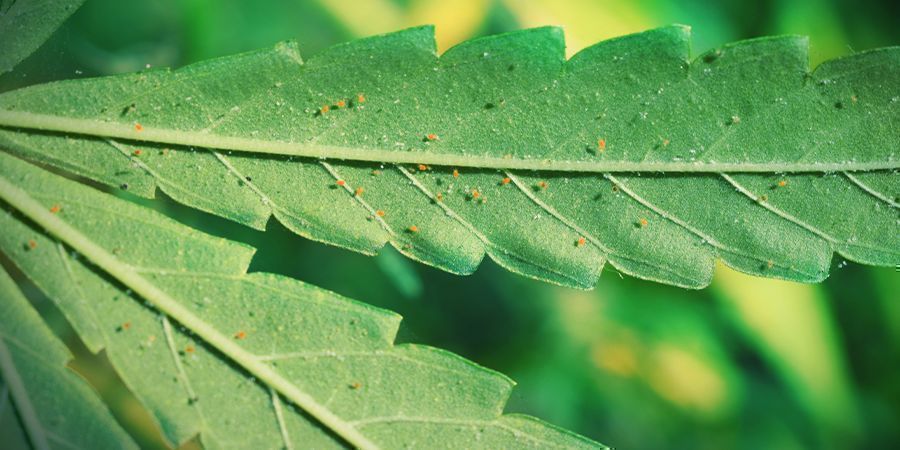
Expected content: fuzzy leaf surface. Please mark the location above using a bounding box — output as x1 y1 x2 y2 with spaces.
0 26 896 288
0 152 602 449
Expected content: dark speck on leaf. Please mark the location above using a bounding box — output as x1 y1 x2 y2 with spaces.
834 101 844 109
484 102 495 109
120 103 136 116
120 183 129 190
703 50 722 63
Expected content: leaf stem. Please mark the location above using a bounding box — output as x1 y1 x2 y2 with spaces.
0 174 379 450
1 110 896 173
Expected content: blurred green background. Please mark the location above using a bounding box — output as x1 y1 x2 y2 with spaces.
2 0 898 449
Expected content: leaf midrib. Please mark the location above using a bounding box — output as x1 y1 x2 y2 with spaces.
0 174 379 450
1 110 896 173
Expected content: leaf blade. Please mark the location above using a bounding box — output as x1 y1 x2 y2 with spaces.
0 266 137 450
0 25 896 289
0 0 86 74
0 151 604 449
0 26 896 171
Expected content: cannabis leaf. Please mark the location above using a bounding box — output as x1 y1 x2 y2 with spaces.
0 0 85 74
0 152 602 449
0 25 896 289
0 266 136 450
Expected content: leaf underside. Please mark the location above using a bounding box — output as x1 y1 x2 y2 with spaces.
0 25 897 289
0 266 136 450
0 152 602 449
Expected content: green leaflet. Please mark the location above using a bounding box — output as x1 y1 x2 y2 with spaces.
0 152 603 449
0 25 896 289
0 0 85 74
0 267 136 450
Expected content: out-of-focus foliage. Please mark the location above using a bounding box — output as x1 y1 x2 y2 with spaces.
1 1 896 449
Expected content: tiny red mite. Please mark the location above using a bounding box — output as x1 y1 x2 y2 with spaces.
133 149 143 156
49 204 61 214
357 94 366 103
335 179 346 187
776 180 787 187
418 164 428 171
577 237 586 247
134 123 143 132
597 139 606 151
501 177 511 185
336 100 346 108
354 187 364 196
426 133 438 141
638 218 648 227
408 225 419 233
375 210 385 217
27 239 37 250
452 169 459 178
234 331 247 340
